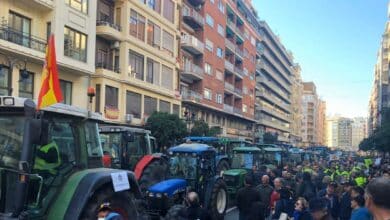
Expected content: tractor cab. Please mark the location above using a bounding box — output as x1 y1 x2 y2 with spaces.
146 144 228 219
258 144 284 169
0 96 141 219
287 147 305 165
223 147 262 195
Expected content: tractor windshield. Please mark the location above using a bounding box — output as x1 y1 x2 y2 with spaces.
263 151 282 166
100 133 122 160
231 153 253 169
169 154 197 180
0 116 25 169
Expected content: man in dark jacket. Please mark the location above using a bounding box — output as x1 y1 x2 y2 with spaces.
339 181 354 220
318 181 340 219
179 192 211 220
236 175 261 220
256 175 273 218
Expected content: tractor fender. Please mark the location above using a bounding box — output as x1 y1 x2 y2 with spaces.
47 168 141 220
203 176 223 208
134 154 167 180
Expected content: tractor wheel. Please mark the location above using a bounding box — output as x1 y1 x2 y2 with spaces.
138 158 168 194
164 204 186 220
217 160 230 176
209 178 228 220
80 186 138 220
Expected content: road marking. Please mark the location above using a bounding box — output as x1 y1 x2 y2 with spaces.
226 206 237 213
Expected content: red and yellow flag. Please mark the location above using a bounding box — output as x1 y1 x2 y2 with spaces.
37 34 63 109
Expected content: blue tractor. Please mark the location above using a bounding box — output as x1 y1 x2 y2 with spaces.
145 144 228 219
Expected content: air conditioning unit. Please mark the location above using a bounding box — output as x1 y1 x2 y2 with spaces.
125 114 133 123
110 41 120 50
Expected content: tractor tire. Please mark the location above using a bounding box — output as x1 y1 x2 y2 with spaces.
164 204 186 220
138 158 168 194
209 178 228 220
217 160 230 176
80 186 138 220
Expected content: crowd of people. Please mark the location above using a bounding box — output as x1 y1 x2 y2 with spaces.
236 157 390 220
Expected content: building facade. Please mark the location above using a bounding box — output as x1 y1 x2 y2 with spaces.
317 99 326 145
255 21 294 144
301 82 318 146
326 116 353 150
352 117 367 150
91 0 182 125
290 64 303 146
0 0 97 108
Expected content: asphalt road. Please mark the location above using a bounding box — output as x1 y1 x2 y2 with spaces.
225 206 238 220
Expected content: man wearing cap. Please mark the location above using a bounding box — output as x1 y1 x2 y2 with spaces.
318 182 339 219
97 203 123 220
339 181 354 220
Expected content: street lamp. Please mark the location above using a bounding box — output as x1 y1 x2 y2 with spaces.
0 52 28 96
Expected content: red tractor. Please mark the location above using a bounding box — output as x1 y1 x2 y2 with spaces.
99 126 168 193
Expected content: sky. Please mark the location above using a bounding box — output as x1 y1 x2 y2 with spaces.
253 0 389 118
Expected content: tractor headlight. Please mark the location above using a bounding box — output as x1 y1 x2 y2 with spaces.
156 193 162 198
148 192 154 197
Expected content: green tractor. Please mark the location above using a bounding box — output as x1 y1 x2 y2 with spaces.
0 96 141 219
223 147 262 196
99 126 168 193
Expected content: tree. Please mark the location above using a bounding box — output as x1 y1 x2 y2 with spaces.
145 112 187 150
360 108 390 152
263 132 278 144
190 120 209 136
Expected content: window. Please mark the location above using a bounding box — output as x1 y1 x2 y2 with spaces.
216 70 223 81
206 14 214 27
60 80 72 105
204 88 212 100
146 58 160 85
19 71 34 99
217 47 223 58
163 0 174 23
8 12 31 48
64 27 87 62
130 10 145 41
251 36 256 46
205 39 213 52
144 96 157 116
47 22 51 42
173 104 180 115
217 24 224 36
161 65 173 90
95 84 101 112
85 121 102 158
105 85 118 109
162 31 174 56
0 65 9 95
147 0 161 13
216 94 223 104
98 0 112 22
147 21 161 48
126 91 142 118
129 50 144 80
65 0 88 13
218 0 224 13
159 100 170 113
205 63 212 75
242 104 247 113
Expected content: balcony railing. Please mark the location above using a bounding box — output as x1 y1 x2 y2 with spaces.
181 34 204 54
182 4 205 27
235 47 244 58
225 38 236 51
0 25 47 52
182 90 203 102
225 82 234 91
234 88 242 96
225 60 235 72
96 20 122 31
234 67 244 77
223 104 234 113
182 62 203 76
96 61 120 73
234 107 242 115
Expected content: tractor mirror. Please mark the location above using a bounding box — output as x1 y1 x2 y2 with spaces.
123 131 135 142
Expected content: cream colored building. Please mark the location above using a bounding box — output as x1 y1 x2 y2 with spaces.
317 100 326 145
326 116 353 150
91 0 181 125
290 64 303 146
352 117 367 151
0 0 97 108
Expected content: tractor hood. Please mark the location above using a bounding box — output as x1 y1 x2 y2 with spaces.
148 179 187 197
223 169 248 176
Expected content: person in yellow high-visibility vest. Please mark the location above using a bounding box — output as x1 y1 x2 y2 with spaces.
34 141 61 175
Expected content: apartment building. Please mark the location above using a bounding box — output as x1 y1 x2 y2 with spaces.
179 0 259 140
326 116 353 150
290 64 303 146
91 0 182 124
301 82 318 146
352 117 367 150
317 100 326 145
255 21 294 143
0 0 97 108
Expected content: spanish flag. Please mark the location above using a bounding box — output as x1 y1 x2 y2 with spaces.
37 34 63 109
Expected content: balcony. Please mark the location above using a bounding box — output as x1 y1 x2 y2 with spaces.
182 4 204 29
224 60 235 73
181 34 204 55
96 61 120 73
182 90 203 103
261 37 293 74
234 67 244 78
96 20 122 41
234 88 243 96
22 0 54 10
260 61 290 91
226 20 244 40
262 48 291 83
223 104 234 113
256 89 291 113
257 117 290 132
256 75 290 101
0 25 47 53
224 82 234 92
235 47 244 59
181 62 204 81
225 38 236 51
258 104 290 122
234 107 242 115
